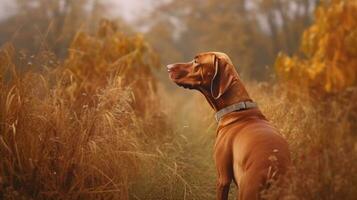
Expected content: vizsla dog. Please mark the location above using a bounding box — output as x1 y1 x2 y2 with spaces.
167 52 290 200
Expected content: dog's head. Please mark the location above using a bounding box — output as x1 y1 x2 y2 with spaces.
167 52 238 99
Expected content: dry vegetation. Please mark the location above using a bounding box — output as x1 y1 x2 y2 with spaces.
1 10 357 200
0 21 167 200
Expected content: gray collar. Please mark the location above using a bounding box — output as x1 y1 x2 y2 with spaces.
215 101 257 122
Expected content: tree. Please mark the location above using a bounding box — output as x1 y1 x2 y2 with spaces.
275 0 357 95
0 0 106 57
256 0 319 55
144 0 317 80
146 0 258 77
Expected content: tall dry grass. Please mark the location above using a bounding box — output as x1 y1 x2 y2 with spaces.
0 20 356 200
0 20 167 200
249 83 357 199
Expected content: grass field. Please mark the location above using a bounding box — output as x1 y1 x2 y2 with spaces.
1 23 357 200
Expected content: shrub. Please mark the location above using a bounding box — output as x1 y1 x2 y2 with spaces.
0 20 163 200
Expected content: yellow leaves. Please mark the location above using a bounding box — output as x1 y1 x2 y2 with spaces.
301 26 319 57
345 29 357 56
308 62 325 79
330 65 346 91
57 19 160 114
275 0 357 96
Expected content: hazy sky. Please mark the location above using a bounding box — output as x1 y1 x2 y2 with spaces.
0 0 16 20
0 0 155 22
105 0 155 21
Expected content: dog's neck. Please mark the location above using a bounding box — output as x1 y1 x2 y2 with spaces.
199 80 252 112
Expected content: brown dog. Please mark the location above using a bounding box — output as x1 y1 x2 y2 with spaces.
167 52 290 200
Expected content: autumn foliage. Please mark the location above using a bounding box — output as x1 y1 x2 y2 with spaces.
276 0 357 94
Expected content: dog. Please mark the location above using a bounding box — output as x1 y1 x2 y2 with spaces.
167 52 291 200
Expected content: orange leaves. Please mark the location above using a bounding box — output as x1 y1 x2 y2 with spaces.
59 19 159 112
276 0 357 95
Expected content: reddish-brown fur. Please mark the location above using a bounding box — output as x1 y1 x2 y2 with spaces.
167 52 290 200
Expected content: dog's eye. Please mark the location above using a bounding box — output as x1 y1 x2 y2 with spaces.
194 59 199 64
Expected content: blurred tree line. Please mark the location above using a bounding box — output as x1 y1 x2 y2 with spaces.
144 0 319 80
3 0 356 90
0 0 106 57
0 0 319 80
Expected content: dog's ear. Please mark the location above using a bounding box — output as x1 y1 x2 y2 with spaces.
211 55 235 99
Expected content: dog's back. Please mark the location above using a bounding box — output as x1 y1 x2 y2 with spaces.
216 108 290 199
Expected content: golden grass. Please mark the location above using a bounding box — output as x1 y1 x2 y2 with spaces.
1 21 356 200
0 21 164 200
249 83 357 199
